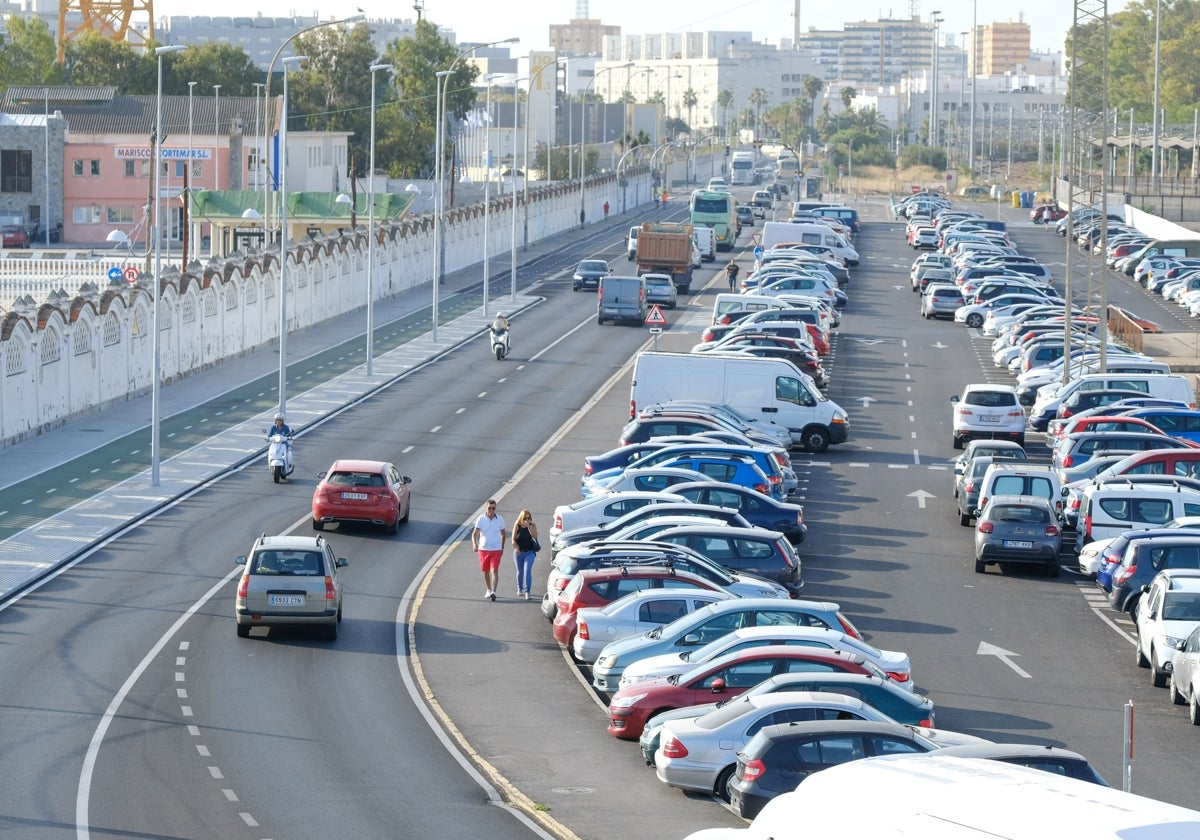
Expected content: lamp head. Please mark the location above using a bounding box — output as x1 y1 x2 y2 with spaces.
155 44 186 56
106 230 131 245
370 63 394 73
335 193 352 205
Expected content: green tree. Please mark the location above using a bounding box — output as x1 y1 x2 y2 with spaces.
682 88 698 132
840 86 858 109
382 19 479 178
165 43 261 96
716 88 733 139
0 16 64 89
748 88 768 138
64 33 156 92
802 75 825 129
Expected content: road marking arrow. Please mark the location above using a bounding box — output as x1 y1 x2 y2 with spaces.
977 641 1032 678
932 342 948 349
851 338 888 345
907 489 934 509
859 396 874 408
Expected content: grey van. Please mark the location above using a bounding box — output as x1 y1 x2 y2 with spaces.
598 275 647 325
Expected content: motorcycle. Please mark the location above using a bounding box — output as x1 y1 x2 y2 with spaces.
490 326 510 361
266 432 294 483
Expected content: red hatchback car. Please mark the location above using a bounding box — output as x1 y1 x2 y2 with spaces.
606 647 878 740
551 566 727 647
311 459 412 534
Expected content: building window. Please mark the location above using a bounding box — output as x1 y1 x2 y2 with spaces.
106 206 135 224
2 149 34 192
125 160 136 177
72 205 102 224
73 159 84 176
89 159 100 176
175 161 186 178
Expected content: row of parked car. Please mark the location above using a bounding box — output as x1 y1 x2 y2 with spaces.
906 194 1200 741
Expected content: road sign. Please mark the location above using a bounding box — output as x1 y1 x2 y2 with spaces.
753 245 764 260
107 266 123 283
644 305 668 326
124 267 139 284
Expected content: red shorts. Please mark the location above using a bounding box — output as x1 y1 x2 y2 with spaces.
477 550 503 572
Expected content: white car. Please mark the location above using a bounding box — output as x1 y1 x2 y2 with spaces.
549 491 688 541
1136 570 1200 687
583 467 715 499
950 383 1026 450
617 624 910 692
572 587 734 664
955 294 1051 328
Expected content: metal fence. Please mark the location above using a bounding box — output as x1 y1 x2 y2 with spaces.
0 255 136 309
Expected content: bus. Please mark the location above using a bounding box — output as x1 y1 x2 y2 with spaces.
730 150 756 185
776 154 800 180
690 190 738 251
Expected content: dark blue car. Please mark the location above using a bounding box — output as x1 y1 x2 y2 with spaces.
669 480 806 544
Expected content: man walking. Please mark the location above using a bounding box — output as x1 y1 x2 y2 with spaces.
725 258 740 292
472 499 506 601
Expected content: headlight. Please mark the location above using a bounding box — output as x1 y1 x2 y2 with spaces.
611 693 648 709
834 409 848 422
1164 636 1185 649
573 274 583 280
597 654 618 669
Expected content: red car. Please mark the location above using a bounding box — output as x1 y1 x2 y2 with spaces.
1049 415 1167 442
1030 204 1067 224
606 647 878 740
311 459 412 534
1 225 30 248
551 566 725 648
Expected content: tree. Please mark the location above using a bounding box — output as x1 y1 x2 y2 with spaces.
287 24 379 177
802 75 825 129
64 33 156 92
0 17 64 89
682 88 698 133
716 88 733 139
748 88 768 139
840 86 857 109
165 43 260 97
382 19 479 178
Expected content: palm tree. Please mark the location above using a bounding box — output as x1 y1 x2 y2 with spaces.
802 75 825 131
716 88 734 140
748 87 768 140
682 88 698 132
840 86 857 109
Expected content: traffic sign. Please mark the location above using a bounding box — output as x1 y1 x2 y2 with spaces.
753 245 764 260
107 266 122 283
644 305 668 326
124 267 139 284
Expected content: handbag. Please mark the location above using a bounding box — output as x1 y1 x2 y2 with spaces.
530 536 542 553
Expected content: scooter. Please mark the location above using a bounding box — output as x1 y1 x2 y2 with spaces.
266 432 294 483
490 326 510 361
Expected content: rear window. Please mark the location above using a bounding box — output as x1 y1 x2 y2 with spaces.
964 390 1017 408
251 550 324 576
991 475 1055 498
990 504 1050 523
328 471 385 487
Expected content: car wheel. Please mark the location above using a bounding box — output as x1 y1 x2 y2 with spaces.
400 502 410 525
386 515 399 536
952 435 963 450
312 519 325 531
1191 692 1200 726
1151 650 1168 688
975 558 986 573
326 622 338 641
966 313 984 328
959 512 971 526
1015 435 1025 448
1136 637 1150 667
597 315 604 325
237 623 250 638
800 426 830 453
1170 672 1186 705
715 765 737 803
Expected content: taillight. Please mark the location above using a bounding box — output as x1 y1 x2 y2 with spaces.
554 513 564 529
768 475 782 485
325 576 336 601
661 735 689 759
979 496 989 510
754 482 770 494
577 620 590 640
1045 525 1060 537
773 453 788 467
237 574 249 598
836 612 862 640
741 758 765 782
1114 563 1137 584
1062 455 1074 468
584 464 593 476
554 577 570 591
979 521 994 534
629 399 637 420
1061 406 1074 418
886 671 910 684
1083 514 1093 538
919 716 935 728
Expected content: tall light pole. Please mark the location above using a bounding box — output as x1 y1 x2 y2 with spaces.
277 54 306 417
366 62 393 376
580 63 632 232
43 87 49 247
930 14 943 148
968 0 977 178
187 81 195 260
148 45 186 486
1151 0 1162 185
510 75 526 305
212 84 221 191
252 82 264 190
482 73 496 316
523 56 564 250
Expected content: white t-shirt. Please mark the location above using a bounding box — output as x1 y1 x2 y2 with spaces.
473 513 506 551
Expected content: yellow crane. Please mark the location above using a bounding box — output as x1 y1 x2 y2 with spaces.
57 0 155 63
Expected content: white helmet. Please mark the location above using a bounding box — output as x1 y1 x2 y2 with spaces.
274 412 285 421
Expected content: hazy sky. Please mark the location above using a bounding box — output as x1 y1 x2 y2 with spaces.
159 1 1079 56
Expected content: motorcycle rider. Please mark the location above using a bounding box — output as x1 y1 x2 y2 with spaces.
267 412 293 481
491 314 510 349
269 412 293 438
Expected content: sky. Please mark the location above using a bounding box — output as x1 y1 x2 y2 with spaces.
155 1 1078 56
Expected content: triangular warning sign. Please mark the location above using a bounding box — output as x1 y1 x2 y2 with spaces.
645 304 668 325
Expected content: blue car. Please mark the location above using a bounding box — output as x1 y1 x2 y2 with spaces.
583 434 774 480
1119 409 1200 444
670 480 807 544
585 443 789 499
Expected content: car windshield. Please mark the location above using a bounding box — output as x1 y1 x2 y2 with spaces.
1162 592 1200 620
579 261 606 271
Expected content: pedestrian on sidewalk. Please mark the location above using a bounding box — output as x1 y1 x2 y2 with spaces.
603 201 610 219
471 499 506 601
725 258 740 292
511 508 540 599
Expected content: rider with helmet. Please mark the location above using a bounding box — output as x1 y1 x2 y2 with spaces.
270 413 293 437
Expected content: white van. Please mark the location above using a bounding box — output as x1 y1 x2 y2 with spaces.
693 226 716 262
683 754 1200 840
629 351 850 451
1077 480 1200 547
626 226 639 261
761 221 859 265
711 293 788 325
1032 373 1196 425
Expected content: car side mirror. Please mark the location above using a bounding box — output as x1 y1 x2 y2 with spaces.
336 558 349 568
235 555 247 566
1140 585 1151 594
1177 640 1188 651
973 509 982 517
681 633 703 646
950 395 960 404
401 476 412 484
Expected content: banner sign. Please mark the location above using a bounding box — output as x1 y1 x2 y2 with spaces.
114 147 212 160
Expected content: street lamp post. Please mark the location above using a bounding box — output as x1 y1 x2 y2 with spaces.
187 81 195 261
580 63 632 233
1151 0 1162 185
366 62 393 376
523 56 564 251
212 84 221 191
43 88 50 247
277 54 306 417
482 73 496 316
968 0 977 178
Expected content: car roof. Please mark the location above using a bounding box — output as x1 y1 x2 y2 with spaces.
961 383 1019 394
328 459 390 473
983 494 1056 507
649 524 786 540
254 534 327 551
752 719 919 743
929 743 1088 762
1151 570 1200 590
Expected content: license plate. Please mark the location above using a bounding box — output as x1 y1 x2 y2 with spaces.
1003 540 1034 549
980 415 1001 423
268 594 305 606
341 492 368 500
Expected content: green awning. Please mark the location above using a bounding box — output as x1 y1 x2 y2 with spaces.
190 189 415 222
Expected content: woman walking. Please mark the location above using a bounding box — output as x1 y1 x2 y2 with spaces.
512 509 540 599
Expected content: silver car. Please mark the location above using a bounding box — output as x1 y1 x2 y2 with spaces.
642 273 678 308
921 283 965 320
572 587 733 663
974 494 1062 576
234 534 347 640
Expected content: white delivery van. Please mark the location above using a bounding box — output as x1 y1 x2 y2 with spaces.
711 293 789 325
1033 373 1196 422
626 226 639 261
761 221 859 265
693 226 716 262
629 351 849 451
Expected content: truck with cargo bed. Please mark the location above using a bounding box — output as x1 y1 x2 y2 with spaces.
637 222 696 292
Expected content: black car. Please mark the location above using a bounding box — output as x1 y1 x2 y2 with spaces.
928 744 1108 786
572 259 610 291
730 720 936 819
670 481 807 544
1108 535 1200 616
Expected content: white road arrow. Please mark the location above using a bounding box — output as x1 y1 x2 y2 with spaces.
977 641 1032 678
852 338 888 345
933 342 948 349
860 396 874 408
907 489 934 509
